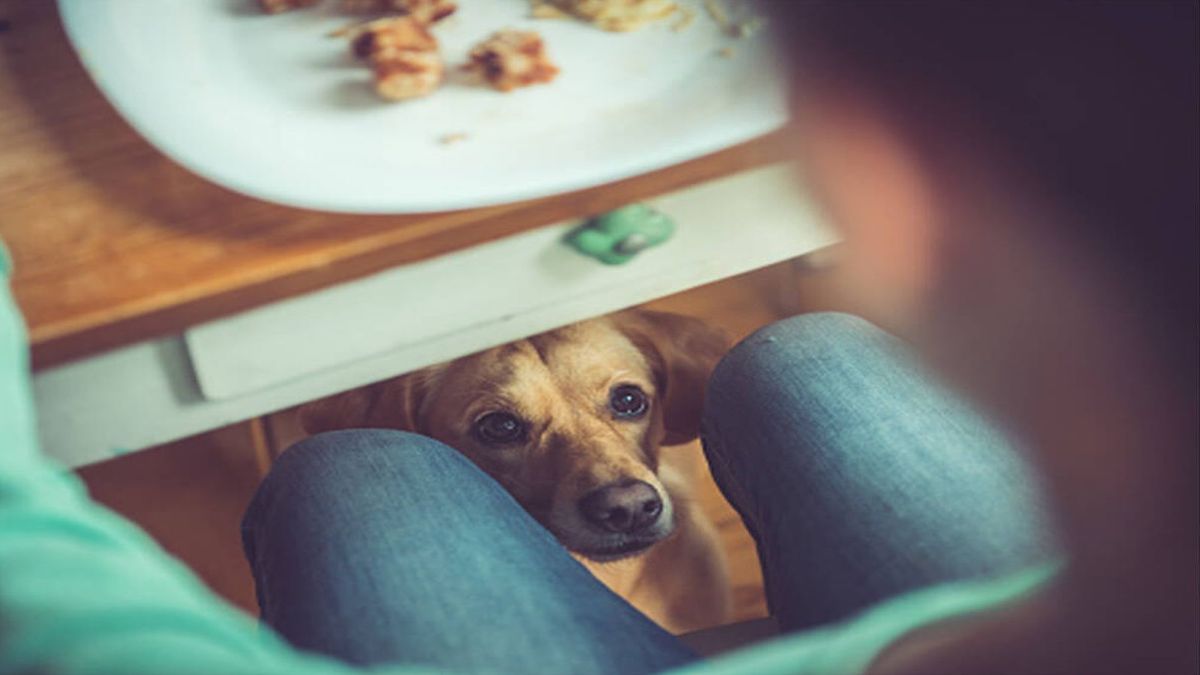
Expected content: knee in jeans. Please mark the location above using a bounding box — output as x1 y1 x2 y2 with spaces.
703 313 882 456
263 429 472 496
244 429 488 534
728 312 876 370
708 313 876 402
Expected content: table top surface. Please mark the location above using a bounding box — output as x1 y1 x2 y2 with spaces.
0 0 785 370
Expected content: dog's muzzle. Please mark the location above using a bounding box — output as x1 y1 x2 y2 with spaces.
578 479 663 534
567 479 673 561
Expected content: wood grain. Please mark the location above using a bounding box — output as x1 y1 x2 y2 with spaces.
0 0 787 370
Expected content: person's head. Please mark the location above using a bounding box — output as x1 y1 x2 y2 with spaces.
768 1 1196 665
771 0 1195 384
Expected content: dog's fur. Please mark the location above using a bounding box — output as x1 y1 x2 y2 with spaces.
299 309 731 632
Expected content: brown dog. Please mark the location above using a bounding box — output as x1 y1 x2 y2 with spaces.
299 309 732 633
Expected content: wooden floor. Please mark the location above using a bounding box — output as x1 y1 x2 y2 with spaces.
78 258 847 630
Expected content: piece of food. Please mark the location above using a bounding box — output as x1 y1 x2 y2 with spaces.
670 5 696 32
340 0 457 25
371 55 443 100
538 0 678 32
466 30 559 92
529 1 570 20
703 0 765 38
258 0 320 14
351 17 443 100
398 0 457 24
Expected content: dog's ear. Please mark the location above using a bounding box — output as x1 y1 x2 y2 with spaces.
613 309 728 446
298 370 432 435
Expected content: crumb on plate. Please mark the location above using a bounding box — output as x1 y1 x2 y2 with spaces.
438 132 469 145
529 0 569 20
732 15 765 38
258 0 319 14
704 0 765 38
340 0 457 25
703 0 729 31
671 5 696 32
538 0 677 32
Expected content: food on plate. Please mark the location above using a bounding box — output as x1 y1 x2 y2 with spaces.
670 5 696 32
351 17 444 100
703 0 765 38
340 0 458 25
466 30 559 92
258 0 320 13
529 1 570 20
259 1 613 101
535 0 678 32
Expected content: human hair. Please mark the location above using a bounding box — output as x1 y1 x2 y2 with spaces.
769 1 1198 385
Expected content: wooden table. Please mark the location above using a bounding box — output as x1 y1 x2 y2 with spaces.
0 0 786 371
1 1 834 467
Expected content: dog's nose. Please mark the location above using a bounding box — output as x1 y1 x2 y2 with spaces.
579 481 663 533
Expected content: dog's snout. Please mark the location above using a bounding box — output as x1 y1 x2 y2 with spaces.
579 480 662 533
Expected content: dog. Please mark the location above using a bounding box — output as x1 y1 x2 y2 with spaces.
299 309 732 633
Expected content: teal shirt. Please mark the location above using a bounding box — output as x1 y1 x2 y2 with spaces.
0 244 1051 675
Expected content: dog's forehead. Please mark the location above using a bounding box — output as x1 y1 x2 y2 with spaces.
435 320 654 411
531 321 650 380
465 321 650 391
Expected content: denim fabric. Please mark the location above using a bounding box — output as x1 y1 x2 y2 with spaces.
241 429 697 674
702 312 1053 632
242 312 1051 673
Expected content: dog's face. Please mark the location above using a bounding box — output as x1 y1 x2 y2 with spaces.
300 310 726 561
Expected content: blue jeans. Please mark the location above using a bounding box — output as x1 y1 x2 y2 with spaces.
241 313 1050 672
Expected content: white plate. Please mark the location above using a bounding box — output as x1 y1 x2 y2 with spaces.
58 0 787 214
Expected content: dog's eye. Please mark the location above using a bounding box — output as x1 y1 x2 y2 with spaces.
474 412 526 445
609 384 649 419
